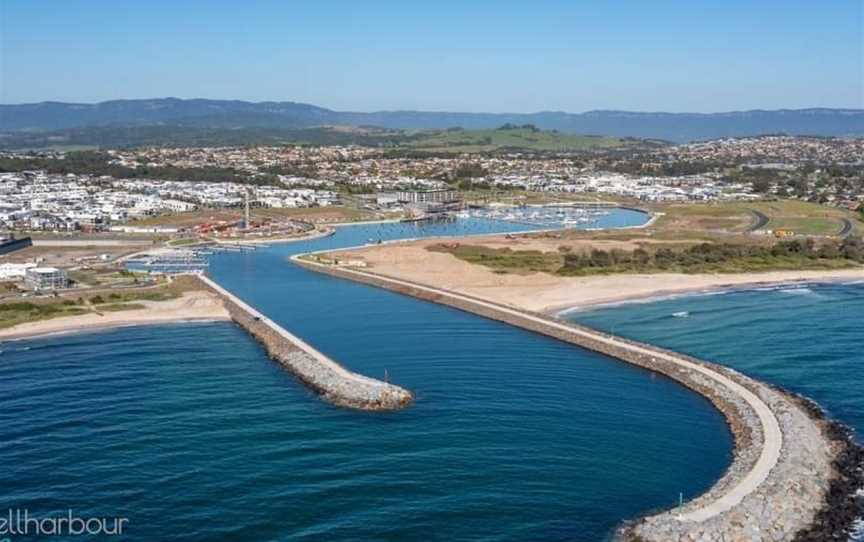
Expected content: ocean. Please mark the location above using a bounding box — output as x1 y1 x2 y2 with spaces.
568 280 864 541
0 213 738 541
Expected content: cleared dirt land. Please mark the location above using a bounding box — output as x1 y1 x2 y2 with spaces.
128 206 386 228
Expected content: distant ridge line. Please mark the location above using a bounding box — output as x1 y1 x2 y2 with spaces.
1 98 862 142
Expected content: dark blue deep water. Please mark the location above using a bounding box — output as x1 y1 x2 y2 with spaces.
568 282 864 446
0 213 735 542
569 281 864 540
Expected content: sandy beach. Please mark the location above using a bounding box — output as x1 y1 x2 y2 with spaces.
0 291 230 341
331 240 864 313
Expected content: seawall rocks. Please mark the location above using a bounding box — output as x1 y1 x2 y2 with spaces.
192 274 413 411
294 257 855 542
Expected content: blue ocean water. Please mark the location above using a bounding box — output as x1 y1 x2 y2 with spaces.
0 212 735 542
568 282 864 444
568 281 864 540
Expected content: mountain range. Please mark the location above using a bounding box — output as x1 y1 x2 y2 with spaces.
1 98 862 144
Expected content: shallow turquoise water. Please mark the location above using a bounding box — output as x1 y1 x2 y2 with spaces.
0 212 735 542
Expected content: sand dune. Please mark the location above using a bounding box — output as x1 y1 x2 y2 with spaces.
334 241 864 313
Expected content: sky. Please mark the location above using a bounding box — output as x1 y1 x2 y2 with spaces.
1 0 862 112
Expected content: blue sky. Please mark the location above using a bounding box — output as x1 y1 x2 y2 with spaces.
1 1 861 112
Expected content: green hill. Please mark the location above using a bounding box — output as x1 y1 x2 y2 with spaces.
402 126 660 153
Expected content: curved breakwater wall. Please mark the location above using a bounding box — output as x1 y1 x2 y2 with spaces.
293 256 861 542
192 274 413 411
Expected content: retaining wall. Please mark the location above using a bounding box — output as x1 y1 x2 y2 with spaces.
0 236 32 255
193 274 413 411
294 256 860 542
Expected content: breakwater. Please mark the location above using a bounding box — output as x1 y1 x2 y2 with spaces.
294 256 854 541
193 274 413 411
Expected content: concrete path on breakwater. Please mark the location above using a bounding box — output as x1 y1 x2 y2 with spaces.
195 274 413 411
294 254 844 541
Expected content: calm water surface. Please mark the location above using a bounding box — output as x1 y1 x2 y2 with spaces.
569 281 864 540
0 212 735 542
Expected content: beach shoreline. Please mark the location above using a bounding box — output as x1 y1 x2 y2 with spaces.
549 273 864 314
322 239 864 313
294 254 862 541
0 317 230 342
0 291 230 342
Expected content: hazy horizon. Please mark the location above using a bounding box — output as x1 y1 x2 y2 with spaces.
3 96 863 115
1 1 861 113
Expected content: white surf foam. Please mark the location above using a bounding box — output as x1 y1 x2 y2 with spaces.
849 517 864 541
778 287 815 295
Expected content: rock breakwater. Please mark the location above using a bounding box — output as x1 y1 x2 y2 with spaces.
194 274 413 411
294 256 858 541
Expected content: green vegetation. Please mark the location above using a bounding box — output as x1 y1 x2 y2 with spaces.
0 121 666 153
655 199 863 236
428 244 560 274
0 301 88 329
69 268 146 288
95 303 147 312
430 237 864 276
168 238 199 246
765 217 841 235
95 289 177 304
0 275 204 330
403 126 637 153
0 125 405 151
0 152 259 185
129 205 378 228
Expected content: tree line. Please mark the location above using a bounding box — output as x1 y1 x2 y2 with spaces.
0 152 275 185
560 237 864 274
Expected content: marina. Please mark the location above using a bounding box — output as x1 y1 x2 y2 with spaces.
2 212 860 541
463 205 617 229
3 3 859 540
124 243 264 274
125 251 209 273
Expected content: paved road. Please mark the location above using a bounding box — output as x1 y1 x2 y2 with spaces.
746 210 770 232
311 262 784 523
31 239 154 247
839 218 854 237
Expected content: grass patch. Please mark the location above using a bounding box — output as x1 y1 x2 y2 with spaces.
428 244 561 274
0 302 88 329
96 303 147 312
0 276 203 330
430 237 864 277
94 290 176 305
766 217 841 235
168 238 199 246
653 199 862 236
404 127 640 153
